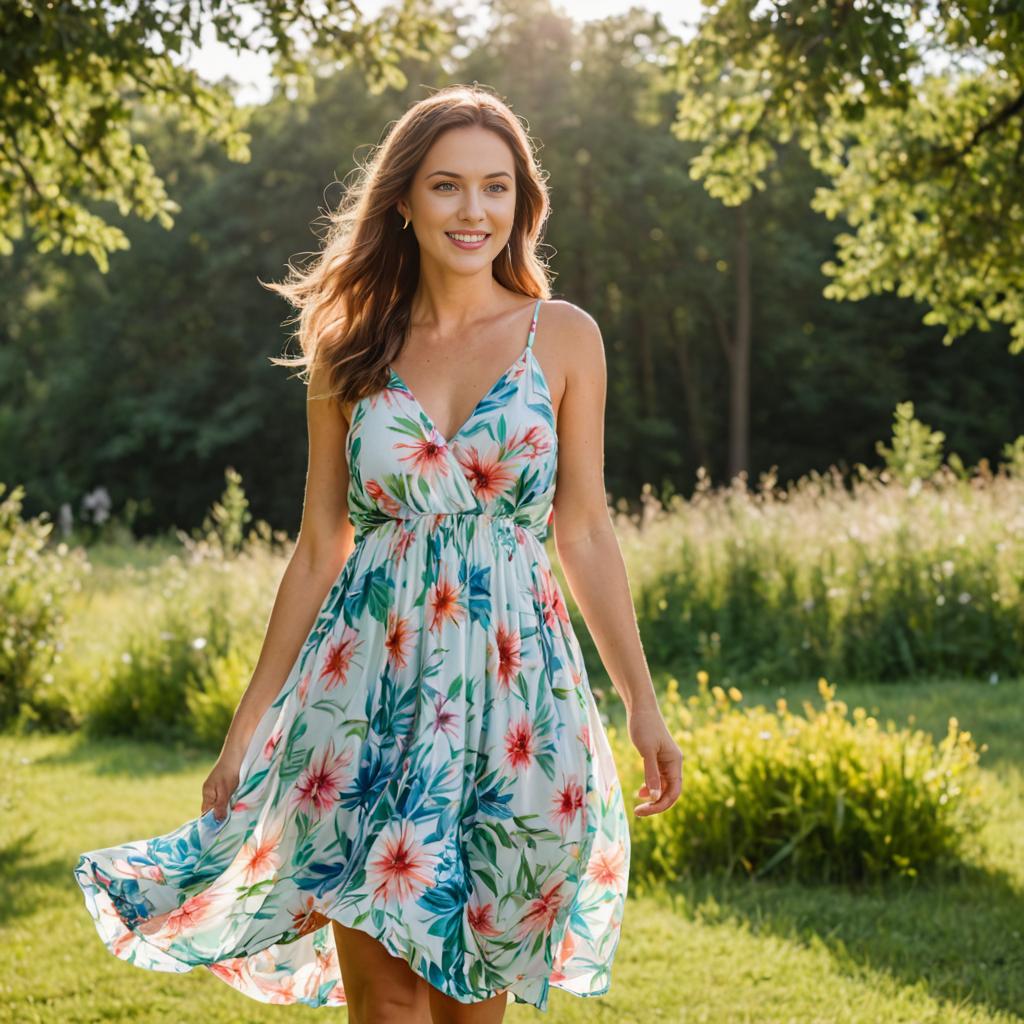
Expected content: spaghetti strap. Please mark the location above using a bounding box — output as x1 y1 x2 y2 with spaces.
526 297 543 349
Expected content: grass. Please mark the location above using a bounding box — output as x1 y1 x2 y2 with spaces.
2 676 1021 1023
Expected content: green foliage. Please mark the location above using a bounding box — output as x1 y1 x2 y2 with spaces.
598 442 1024 687
1001 435 1024 478
613 675 986 886
875 401 945 485
185 647 254 749
180 466 255 561
673 1 1024 348
2 4 1022 531
0 482 89 730
1 0 454 269
70 472 281 745
83 548 268 746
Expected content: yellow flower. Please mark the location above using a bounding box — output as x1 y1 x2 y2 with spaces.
696 669 709 686
728 686 743 703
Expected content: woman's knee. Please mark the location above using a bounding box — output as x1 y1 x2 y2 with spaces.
330 920 430 1023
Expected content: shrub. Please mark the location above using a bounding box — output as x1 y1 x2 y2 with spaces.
83 470 287 746
0 482 90 731
613 674 986 888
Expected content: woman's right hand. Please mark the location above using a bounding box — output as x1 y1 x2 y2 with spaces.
200 756 241 823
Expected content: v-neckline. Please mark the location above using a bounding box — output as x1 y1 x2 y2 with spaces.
389 346 531 448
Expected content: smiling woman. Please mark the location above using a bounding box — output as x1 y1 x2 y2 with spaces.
73 82 681 1024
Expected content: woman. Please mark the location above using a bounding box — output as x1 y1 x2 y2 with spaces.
74 83 683 1023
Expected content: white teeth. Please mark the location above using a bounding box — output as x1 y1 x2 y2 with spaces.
448 233 488 242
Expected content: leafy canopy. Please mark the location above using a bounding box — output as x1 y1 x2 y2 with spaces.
672 1 1024 349
0 0 450 270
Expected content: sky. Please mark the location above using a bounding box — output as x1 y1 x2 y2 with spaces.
181 0 705 105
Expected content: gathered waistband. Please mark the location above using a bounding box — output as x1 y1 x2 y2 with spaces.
352 510 543 559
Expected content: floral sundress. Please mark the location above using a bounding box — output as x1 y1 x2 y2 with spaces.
73 296 631 1012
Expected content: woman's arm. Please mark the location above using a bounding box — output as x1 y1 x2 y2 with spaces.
546 302 683 818
202 360 355 818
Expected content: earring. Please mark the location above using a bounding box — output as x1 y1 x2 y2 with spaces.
402 215 410 230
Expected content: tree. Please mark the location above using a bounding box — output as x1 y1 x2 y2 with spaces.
0 0 452 270
671 1 1024 352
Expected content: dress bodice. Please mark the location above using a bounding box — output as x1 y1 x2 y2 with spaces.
345 298 557 551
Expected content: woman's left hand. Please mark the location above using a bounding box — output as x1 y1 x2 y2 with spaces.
626 701 683 817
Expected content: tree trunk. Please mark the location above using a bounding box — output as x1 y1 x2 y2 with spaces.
728 203 751 483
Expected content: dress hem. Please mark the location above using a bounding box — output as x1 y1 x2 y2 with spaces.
74 850 619 1013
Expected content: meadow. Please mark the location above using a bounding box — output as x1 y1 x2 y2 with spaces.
2 411 1023 1021
1 674 1021 1023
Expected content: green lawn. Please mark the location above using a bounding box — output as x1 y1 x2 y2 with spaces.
1 678 1021 1023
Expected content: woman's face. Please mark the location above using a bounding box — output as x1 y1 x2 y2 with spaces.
398 125 517 273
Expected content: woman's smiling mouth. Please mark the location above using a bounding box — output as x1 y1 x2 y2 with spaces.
445 231 490 250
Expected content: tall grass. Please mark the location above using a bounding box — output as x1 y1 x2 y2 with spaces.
608 459 1024 685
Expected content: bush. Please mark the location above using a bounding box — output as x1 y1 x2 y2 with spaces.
82 470 286 747
0 481 89 731
613 674 986 888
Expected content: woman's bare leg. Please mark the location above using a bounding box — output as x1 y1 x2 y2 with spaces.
427 985 509 1024
330 919 431 1024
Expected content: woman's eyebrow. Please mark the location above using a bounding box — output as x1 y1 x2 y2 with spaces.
426 170 513 179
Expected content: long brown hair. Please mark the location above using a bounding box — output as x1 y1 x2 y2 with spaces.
263 84 553 407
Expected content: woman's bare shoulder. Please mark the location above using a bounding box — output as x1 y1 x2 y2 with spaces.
538 299 604 366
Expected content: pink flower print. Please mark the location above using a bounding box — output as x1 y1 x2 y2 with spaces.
110 857 166 884
455 445 518 501
138 888 222 940
263 725 284 760
319 624 361 690
394 432 451 477
251 971 297 1004
467 898 504 937
292 940 338 1002
504 716 535 771
364 479 403 517
487 621 522 690
551 774 585 836
365 820 439 905
391 527 417 561
385 610 415 671
515 875 566 940
550 926 577 982
293 739 352 818
431 693 460 740
209 957 250 988
110 923 137 958
428 576 466 633
586 839 628 893
290 894 327 937
535 567 570 632
297 669 313 705
578 722 594 756
507 423 551 459
237 819 284 884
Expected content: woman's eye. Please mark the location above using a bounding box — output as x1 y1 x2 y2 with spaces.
434 182 508 193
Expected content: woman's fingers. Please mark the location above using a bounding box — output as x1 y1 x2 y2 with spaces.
635 747 683 816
